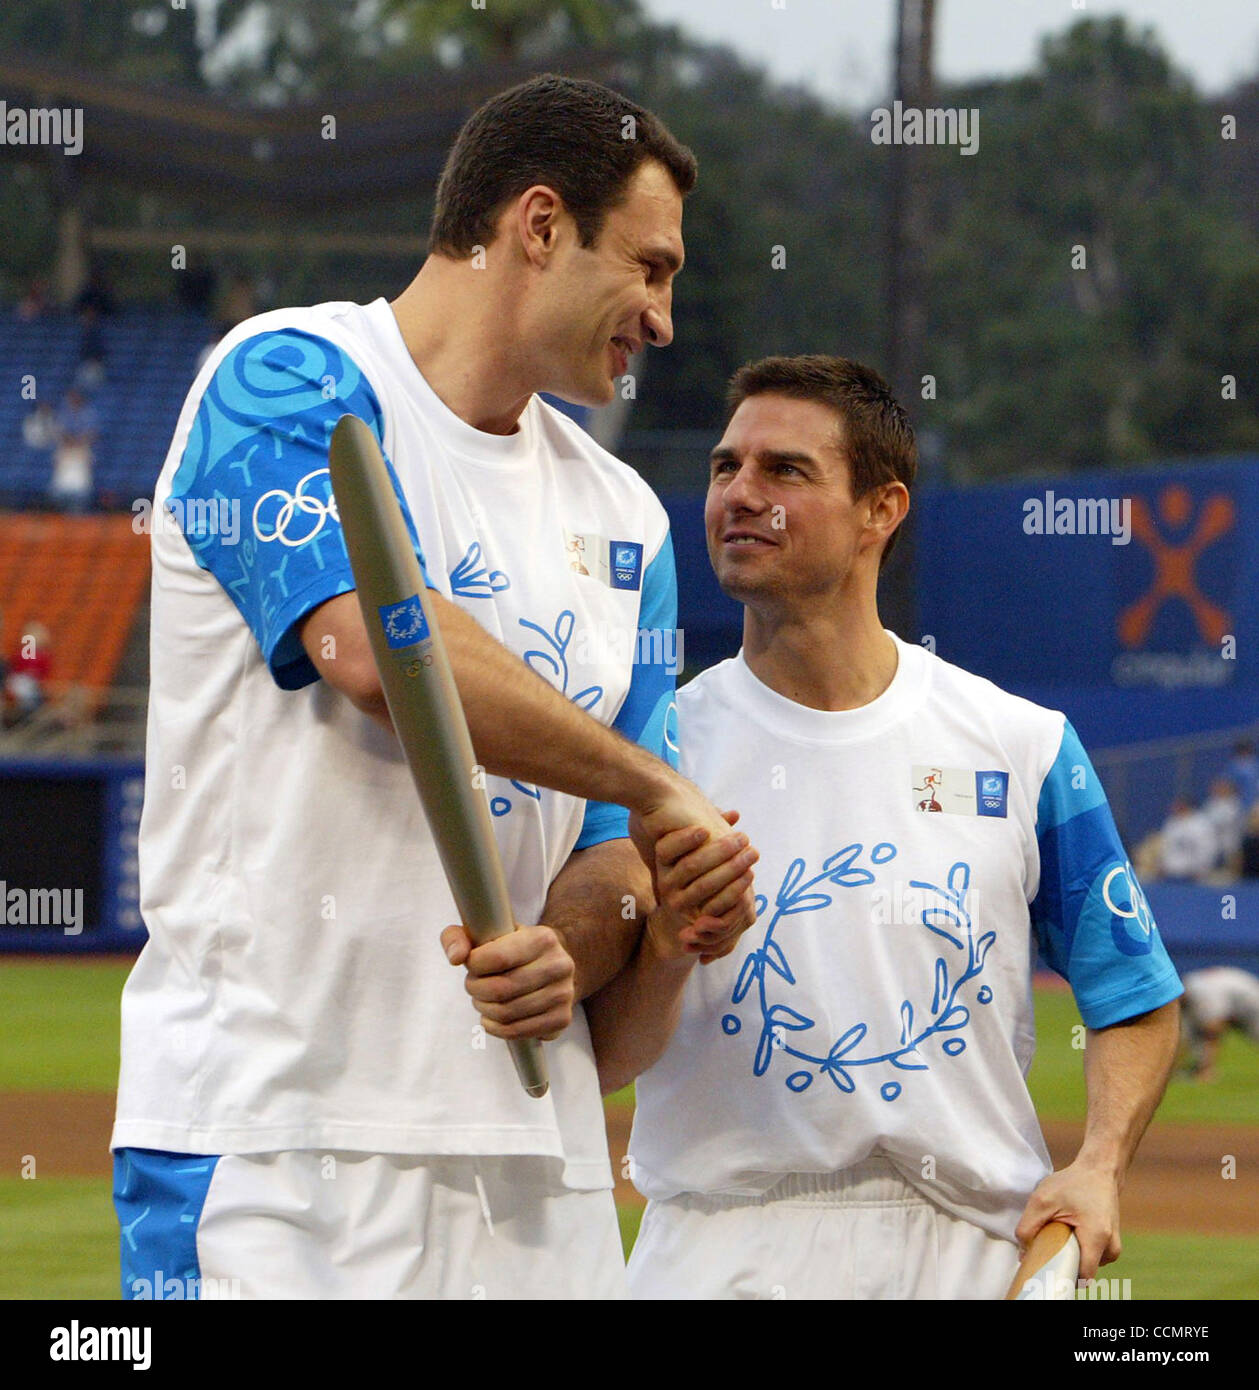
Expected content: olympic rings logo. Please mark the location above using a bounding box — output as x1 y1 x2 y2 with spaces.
252 468 340 547
663 698 679 756
1101 862 1154 937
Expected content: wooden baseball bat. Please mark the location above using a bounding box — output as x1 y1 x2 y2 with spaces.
327 414 548 1098
1005 1220 1080 1300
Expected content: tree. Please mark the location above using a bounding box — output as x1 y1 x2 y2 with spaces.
381 0 635 65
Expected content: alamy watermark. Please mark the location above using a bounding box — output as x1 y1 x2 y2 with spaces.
1 103 83 156
870 101 979 156
571 622 684 676
1 883 82 934
1022 491 1132 546
49 1323 150 1370
1022 1272 1133 1300
132 496 241 546
130 1270 241 1300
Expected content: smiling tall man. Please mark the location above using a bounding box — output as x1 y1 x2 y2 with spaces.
589 355 1183 1300
111 76 757 1301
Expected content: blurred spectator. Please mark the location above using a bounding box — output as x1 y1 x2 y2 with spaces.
22 402 57 451
175 263 217 314
74 270 116 389
1243 804 1259 880
75 269 117 318
1178 966 1259 1082
215 272 257 335
1133 828 1163 883
3 621 52 726
1202 777 1244 873
1159 797 1217 881
75 304 108 388
49 388 98 513
16 278 47 321
1227 740 1259 811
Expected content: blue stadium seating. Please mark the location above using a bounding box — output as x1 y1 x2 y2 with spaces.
1 309 210 508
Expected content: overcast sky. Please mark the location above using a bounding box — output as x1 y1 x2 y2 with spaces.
638 0 1259 110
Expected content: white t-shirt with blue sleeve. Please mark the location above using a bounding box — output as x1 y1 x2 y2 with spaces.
628 635 1182 1237
112 298 676 1186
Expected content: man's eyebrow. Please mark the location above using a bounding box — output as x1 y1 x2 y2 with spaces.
708 447 817 466
645 244 684 274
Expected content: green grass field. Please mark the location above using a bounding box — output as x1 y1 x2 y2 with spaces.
5 960 1259 1299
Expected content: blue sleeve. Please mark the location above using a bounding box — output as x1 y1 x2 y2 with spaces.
1030 719 1183 1029
169 329 431 690
574 532 680 850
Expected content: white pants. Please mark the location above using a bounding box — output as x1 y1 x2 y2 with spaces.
627 1157 1019 1300
195 1152 626 1300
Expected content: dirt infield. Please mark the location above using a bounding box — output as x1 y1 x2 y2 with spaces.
5 1089 1256 1236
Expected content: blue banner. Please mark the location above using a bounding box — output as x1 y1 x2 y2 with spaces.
917 457 1257 748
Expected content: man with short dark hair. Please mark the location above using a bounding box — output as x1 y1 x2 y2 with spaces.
590 355 1183 1300
112 75 752 1301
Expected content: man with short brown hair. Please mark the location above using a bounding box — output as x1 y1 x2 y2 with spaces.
591 354 1182 1300
112 75 751 1302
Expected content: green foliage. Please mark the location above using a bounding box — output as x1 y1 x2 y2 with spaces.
0 7 1255 475
920 17 1259 477
381 0 635 64
0 1 203 89
620 32 886 432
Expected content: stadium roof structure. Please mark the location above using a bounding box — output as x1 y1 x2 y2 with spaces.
0 48 618 213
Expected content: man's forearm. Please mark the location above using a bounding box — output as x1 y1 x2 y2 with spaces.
543 839 655 1001
586 925 697 1095
1077 999 1181 1180
438 595 675 810
305 591 676 816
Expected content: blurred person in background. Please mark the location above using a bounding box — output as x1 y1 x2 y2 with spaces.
1242 804 1259 880
1202 778 1244 876
1227 741 1259 813
3 621 52 727
16 278 47 321
1178 967 1259 1081
49 387 98 513
75 270 116 390
75 304 108 389
1158 798 1217 882
22 401 57 451
215 271 257 335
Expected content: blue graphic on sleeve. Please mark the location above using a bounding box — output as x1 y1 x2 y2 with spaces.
975 770 1009 818
723 845 997 1101
380 594 430 648
168 328 431 690
1031 720 1182 1029
576 534 679 849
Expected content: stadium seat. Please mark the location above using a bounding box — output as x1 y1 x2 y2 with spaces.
0 512 150 702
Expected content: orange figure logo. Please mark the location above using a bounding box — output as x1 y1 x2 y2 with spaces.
915 768 943 813
1117 484 1235 648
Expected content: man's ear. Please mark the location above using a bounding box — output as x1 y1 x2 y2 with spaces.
866 481 910 550
514 184 566 267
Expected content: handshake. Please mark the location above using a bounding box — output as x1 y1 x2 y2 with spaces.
629 778 759 965
443 773 758 1044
